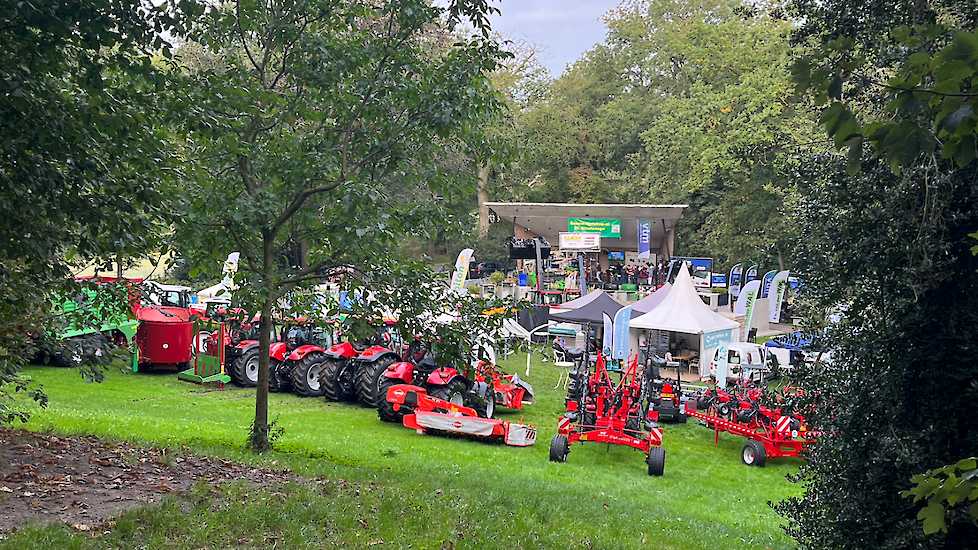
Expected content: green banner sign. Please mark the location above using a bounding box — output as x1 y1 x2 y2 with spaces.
568 218 621 238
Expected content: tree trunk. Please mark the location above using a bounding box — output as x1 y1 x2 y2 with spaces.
778 250 786 272
477 164 490 238
251 235 275 454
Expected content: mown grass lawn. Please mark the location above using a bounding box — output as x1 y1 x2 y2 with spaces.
3 353 802 549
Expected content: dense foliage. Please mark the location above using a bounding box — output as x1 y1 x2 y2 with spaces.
777 0 978 547
0 0 180 421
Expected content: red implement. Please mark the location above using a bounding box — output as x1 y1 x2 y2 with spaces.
386 384 536 446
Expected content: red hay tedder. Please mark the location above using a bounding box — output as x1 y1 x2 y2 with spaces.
550 351 665 476
687 384 816 466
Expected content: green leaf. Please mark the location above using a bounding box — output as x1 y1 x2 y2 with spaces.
941 30 978 64
950 134 976 168
935 105 973 136
918 501 948 534
828 75 843 100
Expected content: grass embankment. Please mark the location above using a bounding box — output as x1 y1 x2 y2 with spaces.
3 353 802 549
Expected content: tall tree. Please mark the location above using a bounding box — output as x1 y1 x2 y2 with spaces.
0 0 179 420
779 1 978 548
171 0 507 452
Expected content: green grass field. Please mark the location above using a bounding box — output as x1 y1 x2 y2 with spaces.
2 353 802 549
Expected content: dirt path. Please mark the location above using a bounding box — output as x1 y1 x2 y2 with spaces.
0 428 295 532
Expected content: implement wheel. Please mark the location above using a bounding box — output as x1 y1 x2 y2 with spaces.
549 434 569 463
741 440 767 467
647 447 665 476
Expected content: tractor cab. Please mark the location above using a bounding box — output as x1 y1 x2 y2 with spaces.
281 318 335 351
141 282 192 309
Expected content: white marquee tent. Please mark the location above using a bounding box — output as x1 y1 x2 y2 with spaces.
630 267 740 378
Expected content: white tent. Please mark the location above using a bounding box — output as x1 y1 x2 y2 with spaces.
196 282 230 303
631 267 740 378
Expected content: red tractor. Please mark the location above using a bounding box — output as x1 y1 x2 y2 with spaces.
319 325 400 403
271 319 337 397
374 339 491 423
551 351 665 476
223 315 280 387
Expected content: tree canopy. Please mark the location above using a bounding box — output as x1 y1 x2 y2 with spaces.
775 0 978 547
169 0 510 452
0 0 181 420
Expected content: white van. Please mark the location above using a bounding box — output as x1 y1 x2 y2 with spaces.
709 342 772 388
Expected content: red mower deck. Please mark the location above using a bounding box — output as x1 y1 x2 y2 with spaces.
386 384 536 446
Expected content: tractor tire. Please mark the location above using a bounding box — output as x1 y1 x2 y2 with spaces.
647 447 666 476
231 348 259 387
292 352 328 398
581 411 597 432
376 376 405 423
321 358 357 402
268 359 285 392
625 415 642 438
274 360 296 393
355 356 398 408
53 338 85 368
741 440 767 467
718 402 732 417
480 391 495 419
468 383 495 419
430 378 467 407
676 411 687 424
549 434 569 463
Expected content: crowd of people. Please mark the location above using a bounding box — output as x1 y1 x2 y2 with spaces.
585 261 667 288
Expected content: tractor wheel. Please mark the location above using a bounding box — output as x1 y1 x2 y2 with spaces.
625 415 642 438
292 352 327 398
231 348 259 387
430 378 467 407
581 411 597 432
275 360 296 393
355 356 398 408
376 376 405 423
321 358 357 402
718 402 732 417
468 383 495 419
53 338 85 368
268 359 284 392
481 391 495 419
549 434 569 463
676 411 687 423
647 447 666 476
741 440 767 467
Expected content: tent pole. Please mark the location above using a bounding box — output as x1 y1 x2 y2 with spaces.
661 219 671 260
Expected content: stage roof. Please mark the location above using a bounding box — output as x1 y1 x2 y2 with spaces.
485 202 687 250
